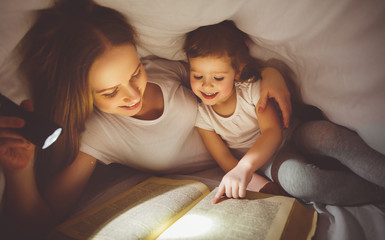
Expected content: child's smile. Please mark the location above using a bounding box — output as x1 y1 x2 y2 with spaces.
200 91 219 99
189 55 238 107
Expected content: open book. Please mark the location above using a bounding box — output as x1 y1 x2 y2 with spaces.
49 177 317 240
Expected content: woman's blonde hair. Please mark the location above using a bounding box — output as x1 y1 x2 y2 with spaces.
19 0 136 186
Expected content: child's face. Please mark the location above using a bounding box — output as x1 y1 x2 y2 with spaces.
189 55 238 106
89 44 148 117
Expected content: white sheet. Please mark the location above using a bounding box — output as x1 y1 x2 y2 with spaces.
93 0 385 155
1 1 384 239
313 203 385 240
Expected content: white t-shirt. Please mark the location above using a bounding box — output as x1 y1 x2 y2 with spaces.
80 58 215 174
195 81 262 157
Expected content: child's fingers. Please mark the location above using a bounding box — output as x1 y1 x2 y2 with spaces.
225 184 232 199
232 183 239 199
239 184 247 198
212 184 226 204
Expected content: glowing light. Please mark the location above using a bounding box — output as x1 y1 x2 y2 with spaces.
158 214 214 239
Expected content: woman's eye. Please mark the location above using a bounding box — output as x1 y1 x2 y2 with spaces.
132 69 141 79
214 77 224 81
193 75 203 80
103 89 118 98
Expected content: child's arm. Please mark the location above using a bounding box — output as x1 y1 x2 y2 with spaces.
258 67 292 128
197 128 270 198
197 128 239 172
213 100 283 203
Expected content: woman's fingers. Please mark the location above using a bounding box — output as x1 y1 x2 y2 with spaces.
0 116 25 128
20 99 33 112
274 95 292 128
258 90 292 128
0 99 31 128
257 91 268 114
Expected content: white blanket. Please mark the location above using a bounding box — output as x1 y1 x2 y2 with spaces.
1 0 384 239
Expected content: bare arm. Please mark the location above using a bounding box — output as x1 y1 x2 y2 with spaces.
4 151 96 234
258 67 292 128
1 100 52 234
197 127 238 172
213 101 283 203
45 151 97 220
1 100 97 234
239 100 283 173
3 147 53 235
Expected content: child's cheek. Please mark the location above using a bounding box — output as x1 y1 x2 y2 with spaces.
191 81 199 95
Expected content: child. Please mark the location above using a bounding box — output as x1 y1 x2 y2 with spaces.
184 20 287 203
0 1 292 237
184 21 385 205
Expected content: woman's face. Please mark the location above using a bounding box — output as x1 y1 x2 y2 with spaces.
89 44 148 117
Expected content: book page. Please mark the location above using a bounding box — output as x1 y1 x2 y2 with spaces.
73 169 152 217
53 177 210 240
158 188 316 240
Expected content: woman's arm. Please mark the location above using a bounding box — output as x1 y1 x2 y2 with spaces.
259 67 292 128
1 100 52 234
4 151 96 235
1 100 97 234
45 151 97 220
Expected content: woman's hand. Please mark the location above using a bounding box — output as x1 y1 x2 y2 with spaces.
0 100 35 171
258 67 292 128
212 162 253 204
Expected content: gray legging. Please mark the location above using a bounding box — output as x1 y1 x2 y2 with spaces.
268 120 385 206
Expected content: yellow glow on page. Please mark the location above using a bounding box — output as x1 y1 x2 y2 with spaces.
158 214 214 239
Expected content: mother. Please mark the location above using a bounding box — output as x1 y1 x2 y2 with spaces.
0 0 291 237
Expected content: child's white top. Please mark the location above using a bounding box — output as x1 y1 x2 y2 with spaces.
195 80 261 155
80 58 215 174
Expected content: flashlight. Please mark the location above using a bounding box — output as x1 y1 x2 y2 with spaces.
0 93 62 149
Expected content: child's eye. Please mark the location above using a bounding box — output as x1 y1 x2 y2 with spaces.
214 77 224 81
193 75 203 80
103 89 118 98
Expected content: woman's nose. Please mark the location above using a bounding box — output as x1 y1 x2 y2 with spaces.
121 84 140 102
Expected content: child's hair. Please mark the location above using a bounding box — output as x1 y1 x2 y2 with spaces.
18 0 136 186
184 20 265 82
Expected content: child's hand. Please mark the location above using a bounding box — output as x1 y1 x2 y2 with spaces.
212 164 253 204
0 100 36 170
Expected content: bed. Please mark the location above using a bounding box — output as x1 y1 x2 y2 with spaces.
1 0 384 239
